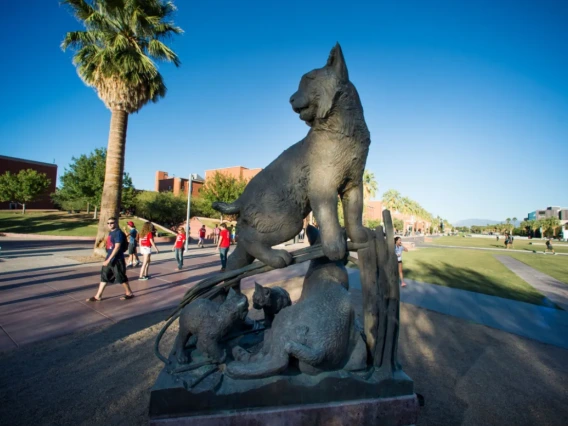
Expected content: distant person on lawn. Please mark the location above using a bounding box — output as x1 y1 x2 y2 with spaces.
87 217 134 302
198 225 206 248
395 236 409 288
545 238 556 255
126 221 141 268
172 226 186 270
139 221 159 280
217 223 231 271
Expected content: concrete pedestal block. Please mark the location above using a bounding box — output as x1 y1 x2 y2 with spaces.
150 394 419 426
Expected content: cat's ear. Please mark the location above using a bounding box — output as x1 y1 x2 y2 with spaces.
264 287 271 296
254 281 262 292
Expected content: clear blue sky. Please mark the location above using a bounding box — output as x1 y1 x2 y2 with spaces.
1 0 567 223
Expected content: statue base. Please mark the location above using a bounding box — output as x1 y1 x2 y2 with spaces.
149 359 417 424
149 394 419 425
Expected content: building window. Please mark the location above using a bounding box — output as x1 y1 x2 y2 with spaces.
168 186 172 190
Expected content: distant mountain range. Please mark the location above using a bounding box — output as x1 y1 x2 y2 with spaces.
453 218 520 227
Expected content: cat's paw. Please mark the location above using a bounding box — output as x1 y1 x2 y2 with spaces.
267 249 293 269
176 351 190 365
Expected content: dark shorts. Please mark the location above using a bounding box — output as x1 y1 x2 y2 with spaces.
101 257 128 284
128 242 137 255
398 260 402 264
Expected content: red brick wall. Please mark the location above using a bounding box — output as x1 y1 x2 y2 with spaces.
0 156 57 210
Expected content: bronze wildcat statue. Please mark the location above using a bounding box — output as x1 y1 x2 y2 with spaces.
174 288 248 364
213 43 370 273
252 282 292 327
226 226 367 379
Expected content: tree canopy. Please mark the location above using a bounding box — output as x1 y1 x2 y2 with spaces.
0 169 51 214
52 148 136 214
61 0 182 113
199 172 248 220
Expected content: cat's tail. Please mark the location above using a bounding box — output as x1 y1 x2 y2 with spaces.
225 353 288 379
212 201 240 215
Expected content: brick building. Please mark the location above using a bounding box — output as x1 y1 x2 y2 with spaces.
204 166 262 182
154 171 204 197
155 166 262 198
0 155 57 210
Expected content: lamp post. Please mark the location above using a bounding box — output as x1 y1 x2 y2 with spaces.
185 174 193 253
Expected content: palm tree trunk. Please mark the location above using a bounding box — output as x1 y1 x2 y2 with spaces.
94 109 128 256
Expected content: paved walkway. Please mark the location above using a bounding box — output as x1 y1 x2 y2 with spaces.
1 237 568 352
496 255 568 311
348 269 568 350
0 238 309 351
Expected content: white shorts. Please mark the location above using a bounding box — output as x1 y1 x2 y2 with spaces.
140 246 152 256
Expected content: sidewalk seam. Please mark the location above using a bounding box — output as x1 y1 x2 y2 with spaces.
0 323 19 348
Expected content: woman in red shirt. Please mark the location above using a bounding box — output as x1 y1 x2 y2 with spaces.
216 223 231 271
172 227 186 270
139 221 159 280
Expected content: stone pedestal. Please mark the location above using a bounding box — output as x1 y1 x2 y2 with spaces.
150 394 419 426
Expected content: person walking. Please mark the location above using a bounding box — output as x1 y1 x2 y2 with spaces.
213 224 220 245
395 236 409 287
126 221 141 267
217 223 231 272
172 227 186 270
86 217 134 302
198 225 206 248
139 221 159 280
545 238 556 255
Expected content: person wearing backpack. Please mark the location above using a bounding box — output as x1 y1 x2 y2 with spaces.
86 217 134 302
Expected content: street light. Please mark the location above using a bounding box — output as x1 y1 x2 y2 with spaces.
185 174 194 253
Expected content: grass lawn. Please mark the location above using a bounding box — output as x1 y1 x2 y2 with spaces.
430 235 568 254
0 211 147 237
506 252 568 285
403 248 550 306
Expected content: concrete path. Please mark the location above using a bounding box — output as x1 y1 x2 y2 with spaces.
348 270 568 349
496 255 568 311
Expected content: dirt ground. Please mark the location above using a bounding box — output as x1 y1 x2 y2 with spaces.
1 291 567 425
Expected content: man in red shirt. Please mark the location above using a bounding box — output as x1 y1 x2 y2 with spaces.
198 225 207 248
172 227 187 270
216 223 231 271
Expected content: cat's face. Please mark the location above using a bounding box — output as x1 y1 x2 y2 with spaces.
253 282 271 309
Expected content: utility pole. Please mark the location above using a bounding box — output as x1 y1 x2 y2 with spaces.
185 174 193 253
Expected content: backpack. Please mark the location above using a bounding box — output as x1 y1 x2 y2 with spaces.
119 230 129 253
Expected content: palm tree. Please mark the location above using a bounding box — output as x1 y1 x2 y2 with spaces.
62 0 182 255
382 189 403 213
362 170 378 202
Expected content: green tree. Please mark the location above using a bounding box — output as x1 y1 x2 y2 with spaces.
135 191 186 227
61 0 182 255
0 169 51 214
530 219 541 237
392 218 404 233
541 217 560 238
200 172 248 221
52 148 135 218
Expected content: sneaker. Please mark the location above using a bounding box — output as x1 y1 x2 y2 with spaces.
126 263 133 268
139 276 149 281
135 262 142 267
